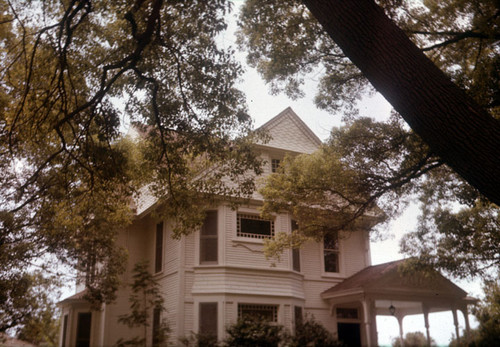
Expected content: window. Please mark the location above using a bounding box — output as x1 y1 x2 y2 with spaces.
271 159 281 173
337 308 358 319
199 302 218 338
76 312 92 347
291 220 300 272
200 211 218 264
61 314 68 347
238 304 278 322
324 232 339 273
155 222 164 273
152 307 161 347
294 306 303 328
237 214 274 239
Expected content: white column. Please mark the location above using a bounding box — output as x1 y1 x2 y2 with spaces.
462 306 471 333
362 299 372 346
396 315 404 347
422 305 431 347
452 308 460 344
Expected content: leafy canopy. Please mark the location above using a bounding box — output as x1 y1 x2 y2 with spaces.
0 0 263 330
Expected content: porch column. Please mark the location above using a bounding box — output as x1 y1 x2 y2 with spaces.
422 305 431 347
396 315 404 347
462 306 471 333
452 308 460 344
362 299 373 346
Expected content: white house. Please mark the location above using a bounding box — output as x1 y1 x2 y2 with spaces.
58 108 475 346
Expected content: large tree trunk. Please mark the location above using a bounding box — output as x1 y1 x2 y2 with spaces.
303 0 500 205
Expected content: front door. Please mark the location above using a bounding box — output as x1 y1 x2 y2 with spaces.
338 322 361 347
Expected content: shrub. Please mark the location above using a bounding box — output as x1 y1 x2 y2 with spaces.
224 316 289 347
291 315 341 347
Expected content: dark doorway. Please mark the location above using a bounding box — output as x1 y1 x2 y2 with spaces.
76 312 92 347
338 322 361 347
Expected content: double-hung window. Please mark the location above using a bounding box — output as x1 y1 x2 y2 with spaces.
237 214 274 239
199 302 218 339
155 222 163 273
324 232 340 273
291 220 300 272
200 211 218 264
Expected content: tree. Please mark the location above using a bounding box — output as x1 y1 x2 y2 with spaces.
0 270 60 339
237 0 500 205
1 0 262 330
261 117 441 255
448 277 500 346
116 261 170 347
392 331 436 347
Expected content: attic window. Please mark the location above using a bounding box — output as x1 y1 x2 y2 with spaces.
237 214 274 239
271 159 281 173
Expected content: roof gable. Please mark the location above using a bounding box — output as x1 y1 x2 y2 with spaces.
257 107 322 154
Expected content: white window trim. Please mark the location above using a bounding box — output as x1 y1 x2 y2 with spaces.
321 233 344 277
236 213 275 240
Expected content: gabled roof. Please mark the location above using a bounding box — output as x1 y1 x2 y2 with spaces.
256 107 322 154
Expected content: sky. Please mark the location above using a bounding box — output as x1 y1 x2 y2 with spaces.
227 2 482 345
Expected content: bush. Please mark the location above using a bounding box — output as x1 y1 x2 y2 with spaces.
291 316 341 347
224 316 289 347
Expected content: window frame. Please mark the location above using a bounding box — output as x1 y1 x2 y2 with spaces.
236 213 275 239
323 232 340 273
75 312 92 347
291 220 301 272
199 302 218 339
200 211 218 264
238 304 278 323
271 158 281 173
155 222 164 273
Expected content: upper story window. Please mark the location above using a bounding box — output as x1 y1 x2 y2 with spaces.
291 220 300 272
237 214 274 239
271 159 281 173
324 232 339 273
200 211 218 264
155 222 164 273
238 304 278 323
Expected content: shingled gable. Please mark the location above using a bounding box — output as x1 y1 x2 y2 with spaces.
256 107 322 154
321 259 468 300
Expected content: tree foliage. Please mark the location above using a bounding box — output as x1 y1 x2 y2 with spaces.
392 331 436 347
0 270 60 337
449 278 500 346
238 0 499 118
0 0 263 330
261 117 441 256
116 261 169 347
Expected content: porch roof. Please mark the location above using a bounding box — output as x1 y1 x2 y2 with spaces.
321 259 477 317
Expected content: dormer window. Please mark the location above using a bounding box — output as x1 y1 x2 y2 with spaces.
237 214 274 239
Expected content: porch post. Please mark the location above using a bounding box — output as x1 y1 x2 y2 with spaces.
362 299 373 346
422 305 431 347
452 308 460 344
462 306 471 333
396 315 404 346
